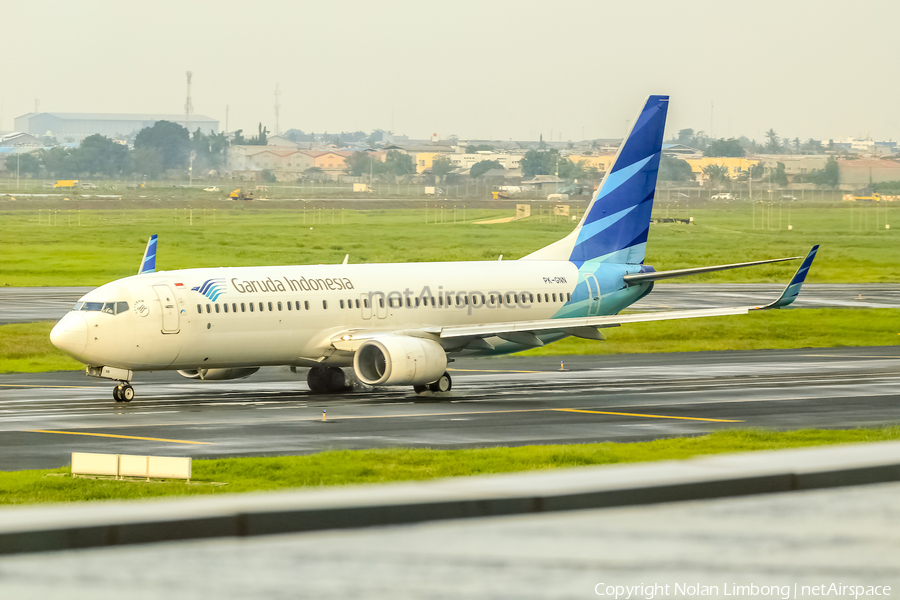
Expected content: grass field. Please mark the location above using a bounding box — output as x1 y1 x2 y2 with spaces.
1 202 899 286
1 428 897 506
3 308 896 373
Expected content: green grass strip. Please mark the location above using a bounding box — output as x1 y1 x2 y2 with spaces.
2 428 899 506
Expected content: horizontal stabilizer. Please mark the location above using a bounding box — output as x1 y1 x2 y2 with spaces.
623 255 803 284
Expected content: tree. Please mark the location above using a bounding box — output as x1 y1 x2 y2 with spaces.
704 138 745 158
73 134 129 176
39 147 73 176
792 137 801 154
131 147 164 178
520 149 559 178
676 128 695 145
134 120 190 170
231 129 246 145
346 151 379 177
658 154 694 182
764 129 781 154
801 138 824 154
470 159 503 179
383 150 414 177
772 162 789 186
4 153 41 176
248 123 269 146
702 163 731 188
431 156 454 182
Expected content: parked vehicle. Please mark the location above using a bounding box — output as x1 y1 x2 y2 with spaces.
711 193 735 201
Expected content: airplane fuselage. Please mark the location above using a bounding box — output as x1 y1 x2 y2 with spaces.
51 260 651 372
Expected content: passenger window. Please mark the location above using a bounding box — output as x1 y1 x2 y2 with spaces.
249 303 254 312
215 304 220 313
259 302 263 311
552 293 557 302
544 293 549 303
355 299 360 308
431 297 436 307
379 298 384 308
323 300 328 309
536 294 541 303
364 298 369 308
304 301 309 310
232 303 237 312
241 303 246 312
206 304 211 313
296 301 301 310
340 300 345 309
287 301 292 311
267 302 272 311
223 303 228 313
439 296 443 307
506 294 511 304
277 302 282 311
197 304 202 314
566 293 571 302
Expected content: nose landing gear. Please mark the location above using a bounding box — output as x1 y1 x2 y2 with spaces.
113 383 135 403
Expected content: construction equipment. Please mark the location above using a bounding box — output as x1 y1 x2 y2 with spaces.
229 188 254 201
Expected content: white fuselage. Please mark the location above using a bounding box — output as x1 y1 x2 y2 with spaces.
50 259 647 372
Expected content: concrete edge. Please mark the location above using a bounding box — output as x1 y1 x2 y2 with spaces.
2 445 900 556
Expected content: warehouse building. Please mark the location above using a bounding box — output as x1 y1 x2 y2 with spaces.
13 113 219 141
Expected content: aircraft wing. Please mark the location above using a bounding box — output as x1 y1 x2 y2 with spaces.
331 246 818 351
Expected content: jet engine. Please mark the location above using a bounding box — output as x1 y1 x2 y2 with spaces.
177 367 260 381
353 336 447 386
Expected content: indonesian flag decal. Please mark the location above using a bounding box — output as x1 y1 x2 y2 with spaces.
174 282 184 287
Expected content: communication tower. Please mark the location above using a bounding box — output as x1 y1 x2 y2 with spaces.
185 71 194 133
274 84 281 135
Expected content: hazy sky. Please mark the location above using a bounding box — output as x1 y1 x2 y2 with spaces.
3 0 898 143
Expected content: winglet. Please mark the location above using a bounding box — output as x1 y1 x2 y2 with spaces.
138 234 157 275
756 245 819 310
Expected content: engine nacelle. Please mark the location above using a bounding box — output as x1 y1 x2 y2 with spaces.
353 336 447 386
177 367 260 381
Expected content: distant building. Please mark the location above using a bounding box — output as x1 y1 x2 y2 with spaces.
0 132 43 147
838 158 900 186
14 112 219 141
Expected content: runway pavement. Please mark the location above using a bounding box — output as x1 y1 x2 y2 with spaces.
1 346 898 471
2 284 898 324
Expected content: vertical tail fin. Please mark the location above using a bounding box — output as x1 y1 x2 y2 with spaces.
138 234 157 275
523 95 669 264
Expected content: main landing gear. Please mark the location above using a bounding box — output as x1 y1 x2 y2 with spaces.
307 366 348 394
113 383 135 403
413 371 452 395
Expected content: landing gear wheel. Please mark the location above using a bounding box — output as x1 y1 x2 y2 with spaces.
121 385 134 402
307 367 347 394
428 372 452 393
413 385 428 394
113 385 123 402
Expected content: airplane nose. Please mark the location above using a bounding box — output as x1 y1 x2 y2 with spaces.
50 312 88 358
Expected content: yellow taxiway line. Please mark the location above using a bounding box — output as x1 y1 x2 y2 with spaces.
27 430 214 445
554 408 743 423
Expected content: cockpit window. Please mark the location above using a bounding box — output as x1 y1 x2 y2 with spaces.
77 301 129 314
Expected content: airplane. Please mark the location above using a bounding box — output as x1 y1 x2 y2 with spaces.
50 95 819 402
